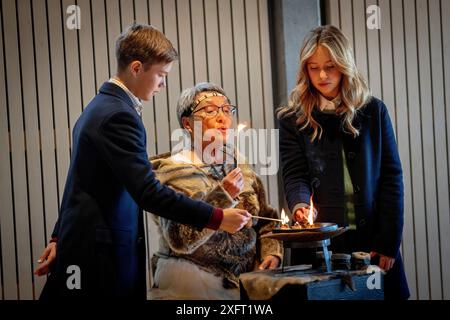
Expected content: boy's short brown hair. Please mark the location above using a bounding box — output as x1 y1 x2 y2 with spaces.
115 23 178 72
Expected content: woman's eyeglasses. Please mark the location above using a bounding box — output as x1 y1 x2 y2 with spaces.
192 104 237 118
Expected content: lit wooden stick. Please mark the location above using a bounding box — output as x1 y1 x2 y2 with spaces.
250 215 283 223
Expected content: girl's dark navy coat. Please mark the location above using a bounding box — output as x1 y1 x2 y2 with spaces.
279 97 409 299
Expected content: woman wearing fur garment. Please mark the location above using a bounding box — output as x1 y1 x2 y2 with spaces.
148 82 283 300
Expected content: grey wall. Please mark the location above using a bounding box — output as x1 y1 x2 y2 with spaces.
326 0 450 300
0 0 278 299
269 0 321 228
270 0 321 107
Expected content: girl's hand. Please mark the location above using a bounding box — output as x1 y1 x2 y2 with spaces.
293 204 318 224
34 242 57 276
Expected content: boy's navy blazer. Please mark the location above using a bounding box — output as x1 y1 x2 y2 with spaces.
43 82 214 298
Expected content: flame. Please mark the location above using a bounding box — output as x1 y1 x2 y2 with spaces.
307 196 314 225
237 123 247 133
281 209 289 225
236 123 247 156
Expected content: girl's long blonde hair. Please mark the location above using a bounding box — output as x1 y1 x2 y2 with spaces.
277 25 370 141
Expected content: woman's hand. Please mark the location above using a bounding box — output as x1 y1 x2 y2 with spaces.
222 167 244 199
293 204 318 224
34 242 57 276
259 255 281 270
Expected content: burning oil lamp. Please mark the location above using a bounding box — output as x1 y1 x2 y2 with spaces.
279 209 290 229
290 196 316 230
307 196 315 225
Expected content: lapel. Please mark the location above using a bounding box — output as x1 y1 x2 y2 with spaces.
98 81 135 111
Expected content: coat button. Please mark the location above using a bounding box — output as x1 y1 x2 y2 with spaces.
137 236 144 244
354 185 361 193
359 219 366 227
347 152 356 160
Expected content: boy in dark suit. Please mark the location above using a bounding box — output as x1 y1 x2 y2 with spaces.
34 23 250 299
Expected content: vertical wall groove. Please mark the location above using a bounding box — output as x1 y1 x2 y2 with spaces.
442 0 450 300
75 0 84 110
377 0 384 101
89 0 98 93
415 0 433 299
440 0 448 210
104 0 111 78
17 0 38 299
257 0 266 129
45 0 58 234
1 0 15 300
13 0 25 299
216 0 223 87
27 0 39 299
188 0 195 84
436 0 450 299
230 0 239 123
389 0 398 136
364 0 371 91
60 0 71 149
162 0 173 150
428 0 441 292
0 0 5 298
404 0 419 299
243 0 253 128
202 0 209 82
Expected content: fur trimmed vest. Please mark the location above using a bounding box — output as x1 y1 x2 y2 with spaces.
150 152 283 287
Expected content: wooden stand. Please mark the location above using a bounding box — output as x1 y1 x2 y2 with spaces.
282 239 332 272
